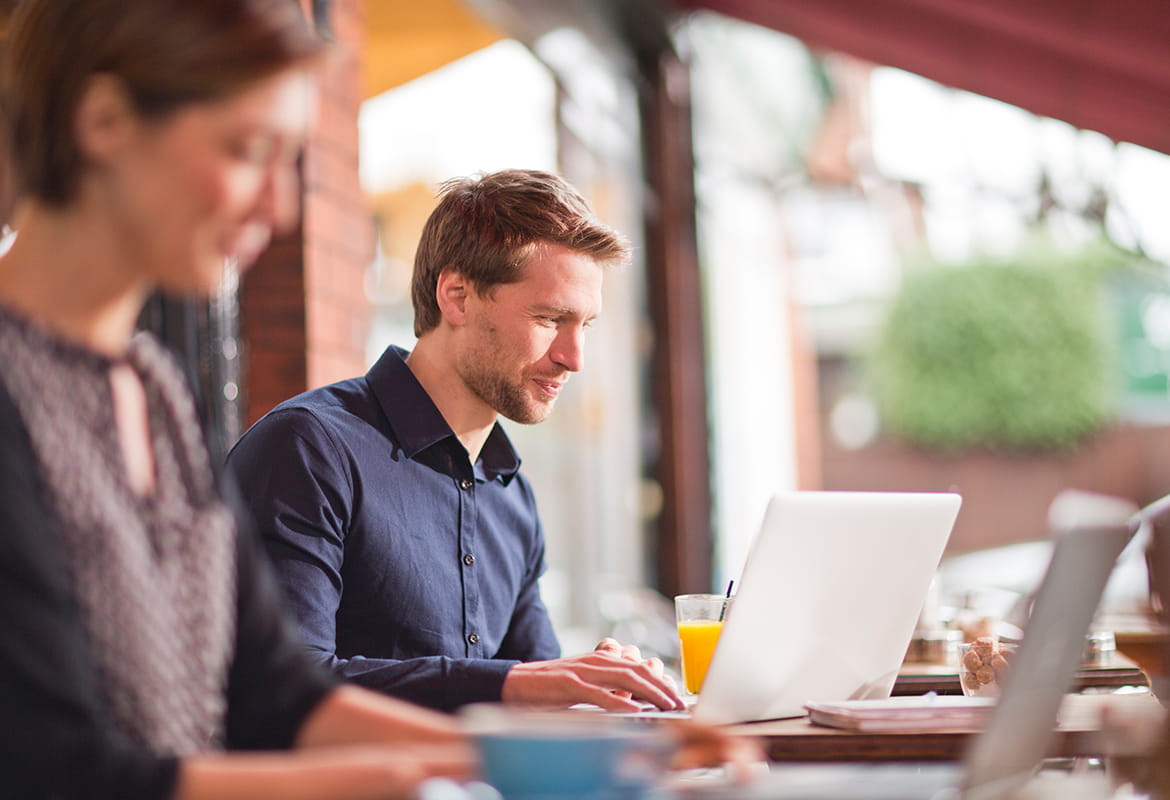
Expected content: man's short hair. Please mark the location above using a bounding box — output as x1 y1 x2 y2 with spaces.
411 169 631 337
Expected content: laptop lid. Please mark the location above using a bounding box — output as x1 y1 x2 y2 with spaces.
693 491 961 725
959 490 1139 800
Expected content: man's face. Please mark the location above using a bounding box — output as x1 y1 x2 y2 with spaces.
458 242 604 424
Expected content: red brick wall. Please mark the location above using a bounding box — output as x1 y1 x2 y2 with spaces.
241 0 371 426
239 229 308 425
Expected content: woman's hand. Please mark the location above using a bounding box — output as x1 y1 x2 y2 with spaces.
174 741 477 800
664 719 768 784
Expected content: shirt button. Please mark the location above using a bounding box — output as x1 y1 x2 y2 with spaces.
463 553 476 566
460 479 473 491
468 633 480 645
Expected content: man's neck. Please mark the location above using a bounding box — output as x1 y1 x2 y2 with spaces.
405 334 496 462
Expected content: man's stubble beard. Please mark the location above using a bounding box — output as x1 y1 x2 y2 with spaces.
459 334 554 426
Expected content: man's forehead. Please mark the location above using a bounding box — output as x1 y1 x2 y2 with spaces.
517 241 608 272
527 297 603 318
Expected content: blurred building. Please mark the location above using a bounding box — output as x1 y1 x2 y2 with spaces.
157 0 1170 645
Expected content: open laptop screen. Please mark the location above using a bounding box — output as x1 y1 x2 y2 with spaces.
961 492 1138 799
694 491 961 724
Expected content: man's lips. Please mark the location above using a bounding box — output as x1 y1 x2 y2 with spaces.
533 379 565 399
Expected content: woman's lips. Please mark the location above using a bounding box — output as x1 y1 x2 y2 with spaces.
224 226 271 266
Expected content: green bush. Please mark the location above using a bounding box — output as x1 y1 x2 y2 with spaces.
869 248 1114 452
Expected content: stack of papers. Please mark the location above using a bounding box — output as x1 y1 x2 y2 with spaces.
805 695 996 732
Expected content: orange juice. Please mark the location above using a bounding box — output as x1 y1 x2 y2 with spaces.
677 619 724 693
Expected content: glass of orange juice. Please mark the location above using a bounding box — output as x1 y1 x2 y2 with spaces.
674 594 732 694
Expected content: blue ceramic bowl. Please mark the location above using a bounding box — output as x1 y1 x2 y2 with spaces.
464 706 670 800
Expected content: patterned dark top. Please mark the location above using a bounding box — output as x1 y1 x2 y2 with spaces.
0 303 336 799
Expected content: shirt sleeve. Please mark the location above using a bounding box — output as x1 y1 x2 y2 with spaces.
220 479 340 749
226 408 519 712
0 385 180 800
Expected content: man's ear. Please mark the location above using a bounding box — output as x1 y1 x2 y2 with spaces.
435 267 470 325
74 74 138 165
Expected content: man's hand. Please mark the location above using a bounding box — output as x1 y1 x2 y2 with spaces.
501 639 685 711
591 637 680 702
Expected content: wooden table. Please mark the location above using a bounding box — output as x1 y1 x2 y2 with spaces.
893 651 1149 696
724 692 1161 763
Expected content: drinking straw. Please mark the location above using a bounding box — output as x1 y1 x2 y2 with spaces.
719 580 734 621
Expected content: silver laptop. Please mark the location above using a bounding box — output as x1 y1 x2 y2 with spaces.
692 491 962 724
680 489 1140 800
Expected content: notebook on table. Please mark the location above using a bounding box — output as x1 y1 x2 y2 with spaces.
803 695 996 732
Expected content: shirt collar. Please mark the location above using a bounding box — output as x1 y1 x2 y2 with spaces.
366 345 522 483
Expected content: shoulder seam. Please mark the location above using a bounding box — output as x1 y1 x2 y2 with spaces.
264 406 356 500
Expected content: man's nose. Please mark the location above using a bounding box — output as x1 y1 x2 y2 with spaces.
551 325 585 372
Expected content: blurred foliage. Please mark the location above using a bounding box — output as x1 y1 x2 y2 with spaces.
869 239 1134 452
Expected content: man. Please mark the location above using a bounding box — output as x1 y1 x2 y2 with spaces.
228 169 684 713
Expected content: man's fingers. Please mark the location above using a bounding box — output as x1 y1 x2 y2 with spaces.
574 682 646 712
546 658 679 709
502 650 686 710
597 638 650 667
599 648 676 703
571 662 684 710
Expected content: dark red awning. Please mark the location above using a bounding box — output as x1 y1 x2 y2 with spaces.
675 0 1170 154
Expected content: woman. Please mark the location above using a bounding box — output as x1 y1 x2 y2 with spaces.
0 1 474 798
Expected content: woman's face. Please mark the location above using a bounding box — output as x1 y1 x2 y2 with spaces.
104 68 315 295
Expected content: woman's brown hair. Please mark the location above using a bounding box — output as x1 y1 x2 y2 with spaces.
1 0 325 206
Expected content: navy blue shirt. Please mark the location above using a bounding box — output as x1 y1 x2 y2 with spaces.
226 345 561 711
